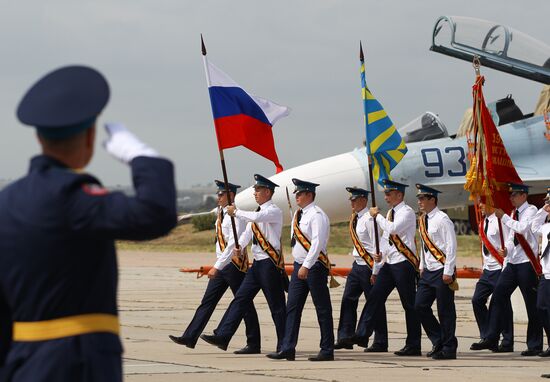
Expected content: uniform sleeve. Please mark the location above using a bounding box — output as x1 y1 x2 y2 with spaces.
66 157 177 241
214 217 246 270
0 286 11 367
531 208 550 237
303 212 325 269
235 205 282 224
376 209 415 236
237 222 254 249
501 206 536 235
442 217 457 276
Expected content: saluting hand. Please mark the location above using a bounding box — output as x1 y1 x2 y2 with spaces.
298 266 309 280
543 204 550 213
227 205 237 217
494 208 505 219
369 207 379 217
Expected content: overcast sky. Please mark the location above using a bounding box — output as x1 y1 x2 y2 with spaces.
0 0 548 189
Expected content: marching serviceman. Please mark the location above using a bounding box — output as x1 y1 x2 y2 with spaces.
470 201 514 352
0 66 177 381
414 184 458 360
478 183 543 356
201 175 286 354
267 178 334 361
530 187 550 357
169 180 260 354
334 187 388 353
354 180 421 356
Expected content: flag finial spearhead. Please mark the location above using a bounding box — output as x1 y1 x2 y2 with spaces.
201 34 207 56
359 41 364 62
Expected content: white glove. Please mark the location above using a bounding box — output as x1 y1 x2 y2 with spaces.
103 123 159 164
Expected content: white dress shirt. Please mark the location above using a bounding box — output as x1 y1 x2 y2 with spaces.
234 199 283 262
531 207 550 279
351 207 387 274
375 201 417 267
501 201 538 264
481 213 508 271
419 207 457 276
291 202 330 269
214 206 247 270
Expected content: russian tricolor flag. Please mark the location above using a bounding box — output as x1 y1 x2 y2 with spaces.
203 57 289 173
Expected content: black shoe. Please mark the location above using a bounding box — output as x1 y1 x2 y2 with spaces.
539 348 550 357
334 339 353 350
266 350 295 361
470 340 485 351
474 338 498 351
521 348 541 356
431 350 457 360
426 344 442 358
394 345 422 356
352 335 369 348
168 335 196 349
308 352 334 361
364 343 388 353
234 345 261 355
493 344 514 353
200 334 228 351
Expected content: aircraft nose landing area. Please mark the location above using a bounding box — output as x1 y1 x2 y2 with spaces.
119 251 550 382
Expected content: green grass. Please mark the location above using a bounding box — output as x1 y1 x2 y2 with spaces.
118 222 483 257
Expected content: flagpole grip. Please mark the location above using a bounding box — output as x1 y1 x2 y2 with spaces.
219 150 241 250
367 156 380 254
497 217 505 251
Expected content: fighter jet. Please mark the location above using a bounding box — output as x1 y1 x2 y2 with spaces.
234 16 550 225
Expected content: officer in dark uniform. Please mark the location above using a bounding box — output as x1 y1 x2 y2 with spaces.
0 66 177 381
169 181 261 353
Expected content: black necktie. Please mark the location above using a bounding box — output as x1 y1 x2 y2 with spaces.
291 209 303 247
423 214 429 253
542 232 550 259
513 209 520 246
252 206 261 245
482 217 489 256
388 209 395 246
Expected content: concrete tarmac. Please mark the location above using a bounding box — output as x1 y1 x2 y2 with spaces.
119 251 549 381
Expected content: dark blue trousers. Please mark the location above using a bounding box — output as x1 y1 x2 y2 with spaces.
537 277 550 347
215 259 286 351
356 261 420 349
181 264 260 348
471 269 513 346
0 333 122 382
281 262 334 355
415 269 458 353
486 263 542 350
340 262 387 346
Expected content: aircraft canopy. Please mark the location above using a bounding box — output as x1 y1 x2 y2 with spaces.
431 16 550 84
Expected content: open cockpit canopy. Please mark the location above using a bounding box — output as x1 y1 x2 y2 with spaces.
430 16 550 84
